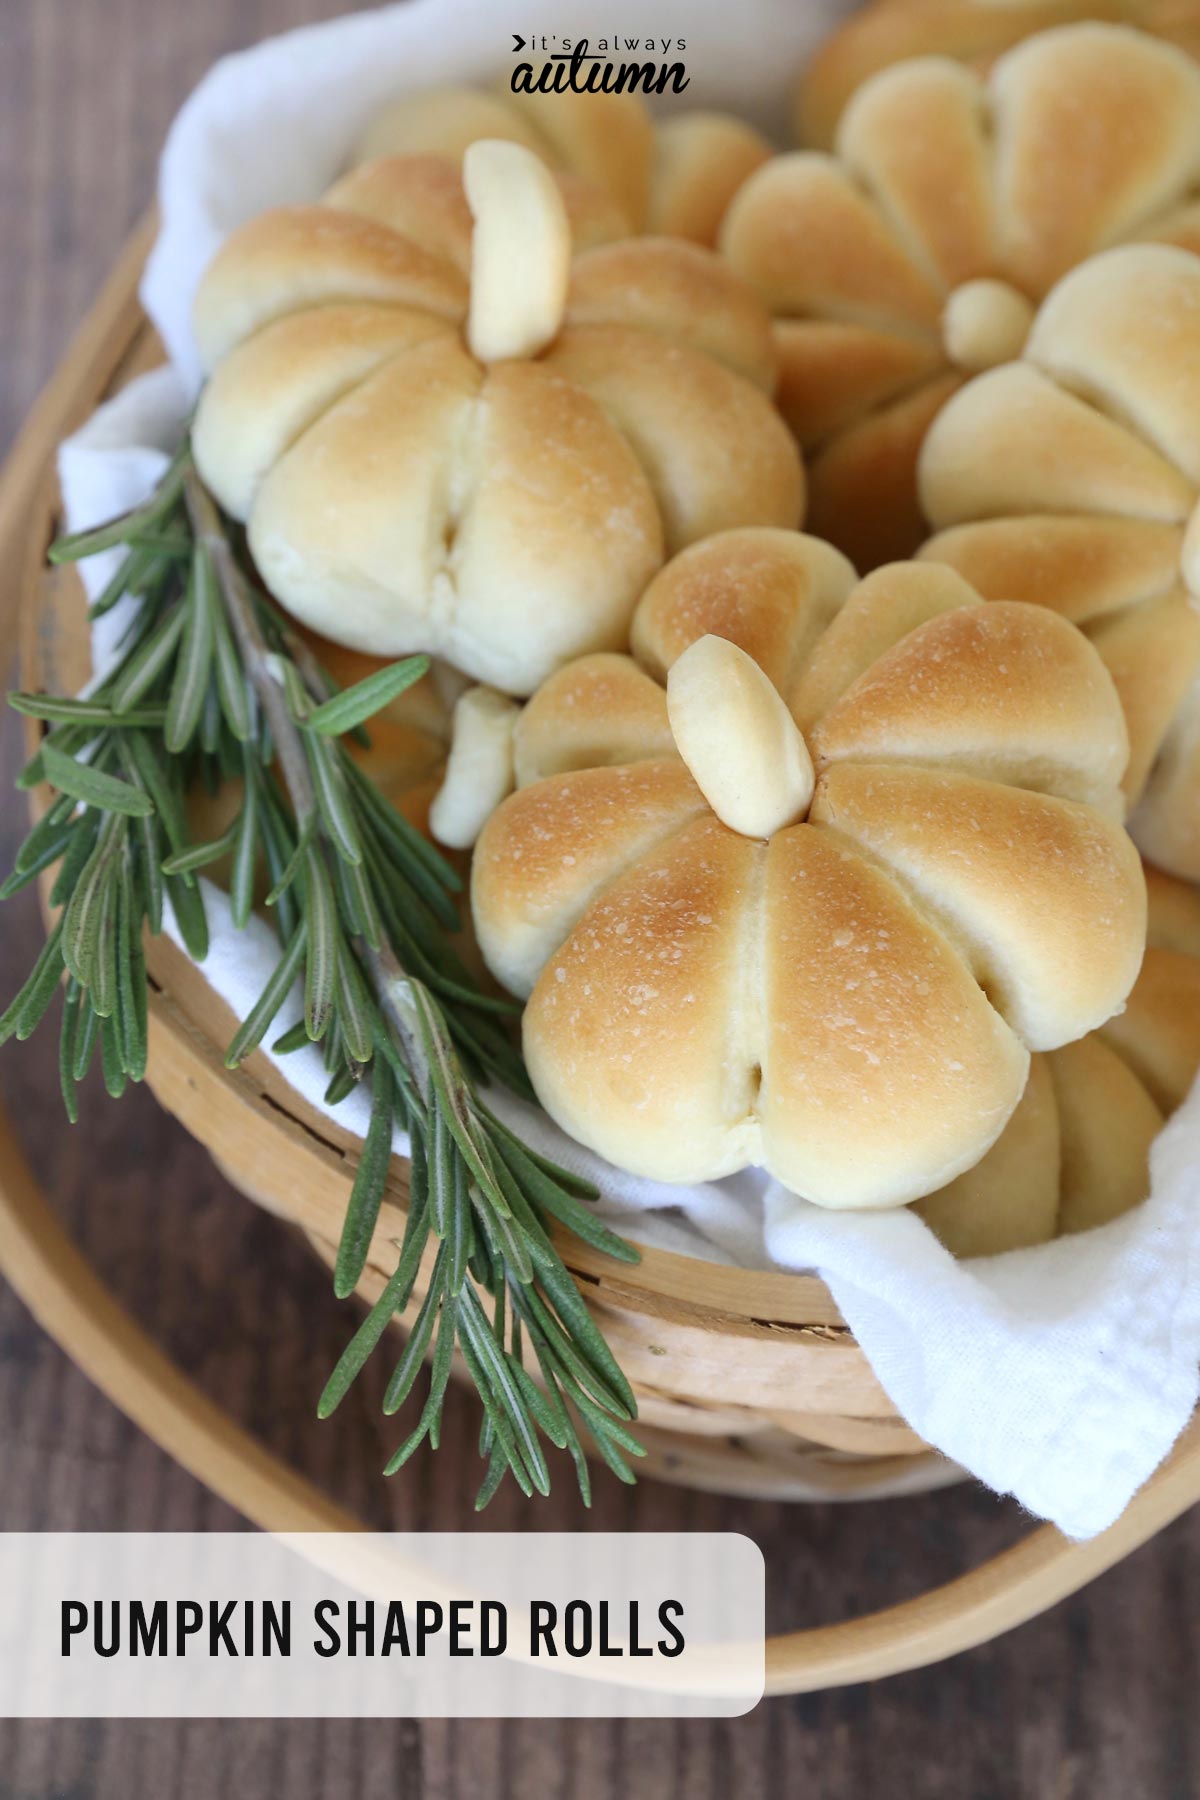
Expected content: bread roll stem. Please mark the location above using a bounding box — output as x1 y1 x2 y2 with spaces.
429 685 520 849
463 139 572 362
666 634 815 839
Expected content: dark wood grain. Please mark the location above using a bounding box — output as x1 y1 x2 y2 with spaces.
1 2 1198 1794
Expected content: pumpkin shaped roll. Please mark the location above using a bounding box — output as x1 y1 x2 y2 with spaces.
357 76 773 248
721 23 1200 571
916 867 1200 1256
471 531 1146 1210
191 141 801 698
919 243 1200 881
793 0 1200 149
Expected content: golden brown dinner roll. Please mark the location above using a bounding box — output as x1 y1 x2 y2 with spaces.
191 142 802 698
357 77 771 247
471 532 1145 1210
916 867 1200 1255
794 0 1200 149
647 114 774 246
919 243 1200 882
721 23 1200 571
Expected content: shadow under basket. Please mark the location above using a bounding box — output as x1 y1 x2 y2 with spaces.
1 219 1199 1696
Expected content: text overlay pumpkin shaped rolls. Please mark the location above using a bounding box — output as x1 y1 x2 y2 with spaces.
190 141 802 698
472 532 1146 1211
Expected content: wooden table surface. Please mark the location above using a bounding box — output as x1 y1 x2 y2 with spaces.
1 2 1199 1794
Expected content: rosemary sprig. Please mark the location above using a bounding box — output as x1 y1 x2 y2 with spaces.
2 446 642 1505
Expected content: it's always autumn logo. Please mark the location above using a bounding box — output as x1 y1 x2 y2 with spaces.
510 33 689 95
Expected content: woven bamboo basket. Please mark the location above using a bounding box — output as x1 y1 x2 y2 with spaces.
2 220 1200 1697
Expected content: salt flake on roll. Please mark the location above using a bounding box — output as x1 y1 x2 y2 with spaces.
472 532 1146 1212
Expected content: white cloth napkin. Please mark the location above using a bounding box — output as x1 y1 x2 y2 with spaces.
53 0 1200 1539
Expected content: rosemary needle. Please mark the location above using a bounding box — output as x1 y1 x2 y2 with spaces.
1 444 641 1504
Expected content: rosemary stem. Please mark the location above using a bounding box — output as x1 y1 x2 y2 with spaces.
360 938 432 1101
185 472 433 1104
183 472 317 828
7 450 643 1503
